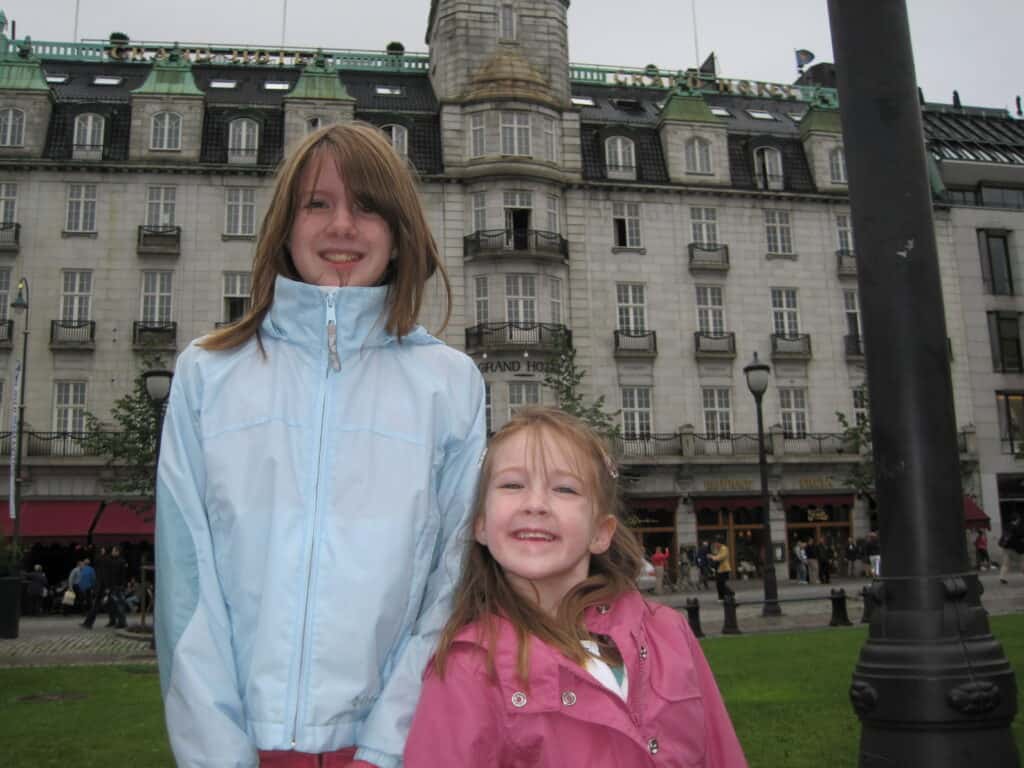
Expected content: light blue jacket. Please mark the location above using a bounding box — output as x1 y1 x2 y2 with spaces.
156 276 486 768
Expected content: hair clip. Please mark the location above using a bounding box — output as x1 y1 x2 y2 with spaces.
601 449 619 479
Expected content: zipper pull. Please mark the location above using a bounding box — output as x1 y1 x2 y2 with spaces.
326 293 340 372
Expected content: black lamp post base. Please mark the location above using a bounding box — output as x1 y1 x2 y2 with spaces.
761 599 782 617
858 724 1019 768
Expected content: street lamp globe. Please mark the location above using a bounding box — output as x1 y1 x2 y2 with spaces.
142 370 173 406
744 352 770 398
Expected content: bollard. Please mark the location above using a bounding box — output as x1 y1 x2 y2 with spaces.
860 584 873 624
721 593 741 635
829 588 852 626
684 597 704 638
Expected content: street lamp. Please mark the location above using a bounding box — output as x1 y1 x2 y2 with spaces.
743 351 782 617
8 278 29 562
142 369 173 474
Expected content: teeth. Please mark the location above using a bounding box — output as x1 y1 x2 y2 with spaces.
515 531 554 541
322 253 360 263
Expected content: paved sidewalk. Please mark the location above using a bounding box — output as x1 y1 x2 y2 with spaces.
1 571 1021 667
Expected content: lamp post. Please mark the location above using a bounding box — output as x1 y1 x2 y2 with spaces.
743 352 781 617
141 369 172 634
9 278 28 561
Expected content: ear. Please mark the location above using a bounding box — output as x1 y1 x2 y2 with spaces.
474 516 488 547
590 515 617 555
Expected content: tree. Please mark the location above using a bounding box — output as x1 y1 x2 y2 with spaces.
542 336 621 441
836 409 875 506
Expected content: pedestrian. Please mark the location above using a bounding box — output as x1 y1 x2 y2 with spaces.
404 407 747 767
974 529 991 571
999 511 1024 584
25 564 48 616
866 532 881 578
845 539 859 578
155 122 486 768
710 539 733 600
805 537 820 584
697 540 712 589
795 539 809 584
67 559 83 612
77 557 96 614
651 545 668 594
82 546 127 629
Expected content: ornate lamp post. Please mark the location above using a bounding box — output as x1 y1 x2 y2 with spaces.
9 278 29 559
140 369 172 632
743 352 781 617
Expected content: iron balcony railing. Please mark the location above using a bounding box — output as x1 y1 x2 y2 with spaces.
463 229 568 260
137 225 181 255
755 172 785 191
694 433 764 456
694 331 736 358
50 320 96 346
614 330 657 355
687 242 729 271
0 222 20 250
771 333 812 359
228 147 259 164
845 334 865 358
614 434 682 458
132 320 177 348
783 433 850 454
26 431 116 458
465 322 570 355
837 249 857 276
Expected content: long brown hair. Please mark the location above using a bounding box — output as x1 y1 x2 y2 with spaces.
433 407 645 685
201 121 451 353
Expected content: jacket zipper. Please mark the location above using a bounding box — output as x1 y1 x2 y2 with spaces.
290 291 338 747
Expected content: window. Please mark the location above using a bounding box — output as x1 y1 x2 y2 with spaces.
470 113 485 157
484 383 492 436
747 109 776 121
709 106 732 118
0 108 24 147
549 277 562 324
210 80 237 89
475 276 489 325
621 387 652 439
508 382 540 419
996 391 1024 453
225 188 256 236
0 182 17 224
612 202 641 248
616 283 646 333
830 147 847 183
228 118 259 161
499 4 516 40
754 146 783 190
503 190 532 247
223 272 252 322
541 116 557 162
853 386 869 426
605 136 635 176
571 96 595 107
771 288 799 336
988 312 1023 373
691 207 718 247
0 269 9 323
263 81 291 91
702 388 731 438
779 387 808 438
844 289 861 338
382 124 407 156
546 195 559 234
685 137 712 174
92 76 122 86
765 210 793 255
61 270 92 321
53 381 87 433
375 85 403 96
151 112 182 151
65 183 97 233
500 112 530 156
696 285 725 334
45 75 68 84
306 117 322 133
979 231 1013 295
472 191 487 233
74 113 104 152
146 186 176 227
505 274 536 323
141 271 173 322
836 213 854 253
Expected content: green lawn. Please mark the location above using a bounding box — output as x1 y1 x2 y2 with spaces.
0 616 1021 767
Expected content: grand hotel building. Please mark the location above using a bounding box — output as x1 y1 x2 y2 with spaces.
0 0 1021 580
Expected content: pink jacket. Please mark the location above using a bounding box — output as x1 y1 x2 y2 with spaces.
405 591 747 767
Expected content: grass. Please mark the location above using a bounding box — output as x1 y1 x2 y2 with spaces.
0 616 1021 767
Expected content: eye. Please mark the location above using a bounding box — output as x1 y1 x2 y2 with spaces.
554 485 580 495
497 481 523 490
304 197 328 210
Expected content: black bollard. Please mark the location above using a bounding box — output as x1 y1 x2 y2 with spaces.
859 585 873 624
721 593 741 635
684 597 704 639
829 588 852 627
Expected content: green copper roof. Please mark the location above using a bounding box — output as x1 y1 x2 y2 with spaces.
286 52 354 101
132 47 203 96
800 105 842 136
658 88 720 124
0 34 48 91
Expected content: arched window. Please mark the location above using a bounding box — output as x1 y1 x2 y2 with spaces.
0 108 25 147
753 146 783 190
605 136 636 178
382 124 407 156
228 117 259 163
306 117 322 134
151 112 182 151
73 113 105 159
830 147 847 183
685 137 712 174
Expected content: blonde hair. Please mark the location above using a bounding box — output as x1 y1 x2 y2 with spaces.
201 121 451 353
433 407 645 685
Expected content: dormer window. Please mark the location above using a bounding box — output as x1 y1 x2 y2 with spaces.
45 74 68 84
151 112 182 151
228 118 259 164
571 96 595 107
382 124 408 156
0 108 24 147
210 80 238 90
747 109 776 121
375 85 403 96
306 117 322 134
92 76 123 86
605 135 636 180
829 147 847 184
754 146 783 191
73 113 105 160
263 81 290 91
709 106 732 118
499 4 516 40
685 137 712 175
610 98 643 113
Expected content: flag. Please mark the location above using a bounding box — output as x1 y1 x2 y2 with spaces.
795 49 815 69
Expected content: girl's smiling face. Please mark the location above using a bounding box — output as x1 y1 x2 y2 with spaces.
475 427 617 614
288 150 394 288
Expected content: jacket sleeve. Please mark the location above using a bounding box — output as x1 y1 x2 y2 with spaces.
355 365 486 768
155 351 257 768
403 653 503 767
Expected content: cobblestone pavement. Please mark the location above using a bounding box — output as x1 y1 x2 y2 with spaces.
0 615 155 668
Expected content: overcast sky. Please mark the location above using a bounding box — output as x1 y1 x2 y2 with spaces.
5 1 1022 113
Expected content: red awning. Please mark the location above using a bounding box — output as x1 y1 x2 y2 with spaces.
0 500 99 539
92 502 154 538
963 496 990 530
782 494 855 509
628 497 680 511
692 496 765 513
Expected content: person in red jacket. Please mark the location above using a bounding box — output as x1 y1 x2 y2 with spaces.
651 546 669 593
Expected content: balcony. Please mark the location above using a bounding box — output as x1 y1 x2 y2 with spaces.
694 331 736 360
613 433 682 458
463 229 568 263
465 322 570 356
50 320 96 349
688 243 729 272
836 249 857 277
0 318 11 349
693 433 763 456
845 333 865 361
0 222 20 252
137 225 181 256
72 143 103 161
783 433 851 455
133 321 177 350
771 333 812 361
614 330 657 358
228 147 258 165
26 431 111 458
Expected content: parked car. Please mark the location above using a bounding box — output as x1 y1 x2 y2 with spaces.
636 560 657 592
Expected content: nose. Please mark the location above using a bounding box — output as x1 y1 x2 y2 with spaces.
325 203 357 237
521 484 550 515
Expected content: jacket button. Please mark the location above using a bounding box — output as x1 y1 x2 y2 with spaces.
648 738 659 754
639 645 648 660
511 691 528 708
597 604 611 614
561 691 577 706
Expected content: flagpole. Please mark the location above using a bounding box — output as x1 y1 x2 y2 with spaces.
73 0 81 42
691 0 700 72
281 0 288 48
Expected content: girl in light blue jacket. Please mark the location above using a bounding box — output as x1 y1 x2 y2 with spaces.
156 122 486 768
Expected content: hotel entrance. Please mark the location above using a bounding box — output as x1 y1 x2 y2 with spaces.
783 494 854 580
692 496 769 578
625 497 679 583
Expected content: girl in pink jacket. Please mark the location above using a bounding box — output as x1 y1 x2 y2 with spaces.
405 407 747 767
